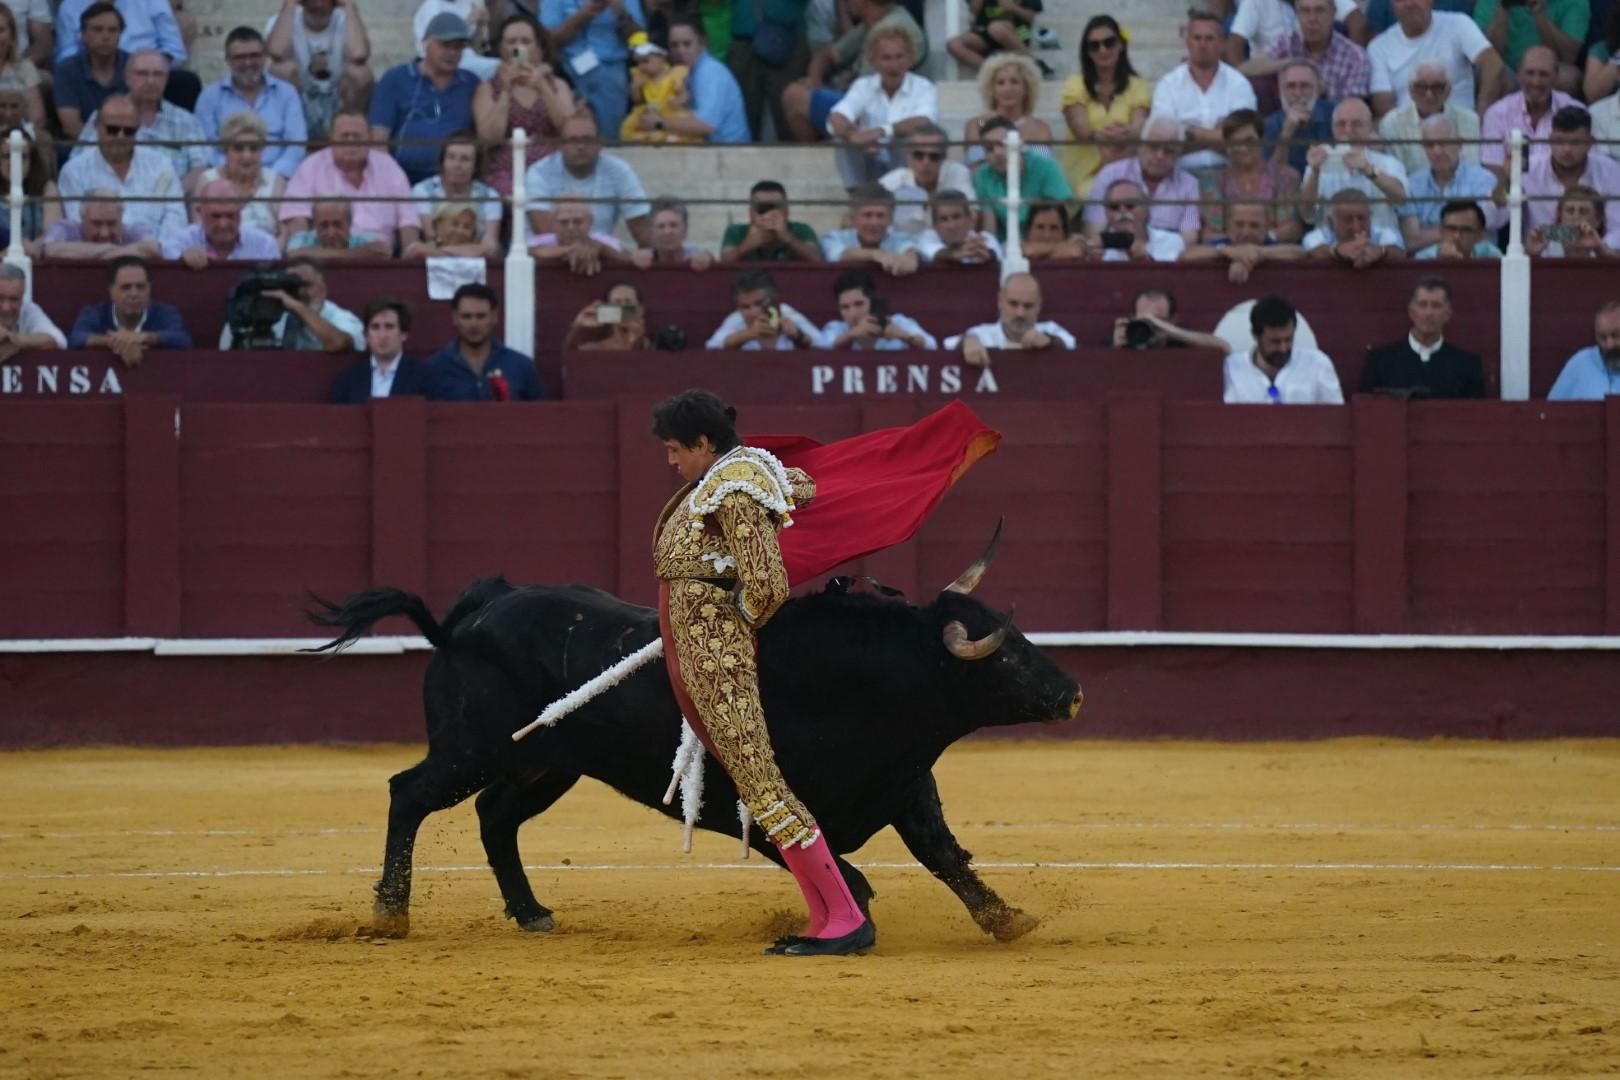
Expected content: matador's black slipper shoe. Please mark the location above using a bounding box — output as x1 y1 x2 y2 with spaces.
779 921 876 957
762 935 810 955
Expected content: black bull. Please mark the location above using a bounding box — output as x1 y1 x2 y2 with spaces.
308 575 1083 943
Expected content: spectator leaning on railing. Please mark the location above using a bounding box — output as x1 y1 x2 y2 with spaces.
370 12 480 185
1087 178 1188 262
58 95 187 246
705 268 824 351
264 0 374 142
1360 275 1485 397
1180 199 1306 282
287 199 390 260
530 194 632 276
1197 109 1303 242
917 188 1004 264
632 195 713 269
1023 203 1085 261
1376 61 1482 177
1547 300 1620 400
411 131 501 257
40 191 160 260
330 298 427 403
946 272 1076 368
1413 198 1503 257
1223 294 1344 404
820 183 921 274
195 27 308 182
281 111 423 255
0 262 65 358
66 255 190 364
1305 187 1407 266
424 282 544 401
820 268 937 351
720 180 824 262
164 178 283 266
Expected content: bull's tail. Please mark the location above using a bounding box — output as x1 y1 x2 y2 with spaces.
303 588 447 653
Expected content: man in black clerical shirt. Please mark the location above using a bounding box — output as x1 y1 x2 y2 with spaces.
1359 275 1486 399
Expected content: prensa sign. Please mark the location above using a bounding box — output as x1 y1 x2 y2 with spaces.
810 363 1000 395
1 359 124 396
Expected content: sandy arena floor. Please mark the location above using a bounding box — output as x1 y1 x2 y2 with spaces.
1 739 1618 1078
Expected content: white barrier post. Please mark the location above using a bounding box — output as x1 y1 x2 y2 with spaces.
505 128 536 360
4 129 31 301
1001 129 1029 281
1499 127 1530 401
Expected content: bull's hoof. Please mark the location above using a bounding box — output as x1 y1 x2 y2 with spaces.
368 912 411 939
987 909 1041 943
518 913 556 933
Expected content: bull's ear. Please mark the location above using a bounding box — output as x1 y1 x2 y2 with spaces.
943 518 1004 595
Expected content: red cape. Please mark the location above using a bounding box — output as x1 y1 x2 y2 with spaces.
751 401 1001 586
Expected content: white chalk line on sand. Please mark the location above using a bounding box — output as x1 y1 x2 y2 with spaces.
4 819 1620 841
5 859 1618 882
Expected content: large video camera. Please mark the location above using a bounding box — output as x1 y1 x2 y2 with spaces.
225 267 306 350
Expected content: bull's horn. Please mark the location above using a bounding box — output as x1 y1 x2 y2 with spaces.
943 518 1004 595
942 610 1011 661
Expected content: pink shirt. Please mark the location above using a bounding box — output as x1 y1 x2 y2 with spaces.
1480 90 1578 171
1082 157 1202 236
1522 151 1620 248
527 232 623 251
279 149 423 245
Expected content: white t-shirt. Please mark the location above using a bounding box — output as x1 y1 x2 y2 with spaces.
944 320 1077 351
1223 347 1345 404
265 7 347 89
1149 62 1258 170
1368 12 1492 111
1231 0 1357 52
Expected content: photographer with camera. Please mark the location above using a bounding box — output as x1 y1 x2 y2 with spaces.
705 269 825 351
1110 287 1232 351
68 256 192 366
1087 179 1187 262
562 281 651 351
1525 185 1618 257
820 269 937 351
219 257 363 352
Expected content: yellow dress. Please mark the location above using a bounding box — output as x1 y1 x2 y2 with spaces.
653 447 820 848
1058 73 1153 198
622 64 703 145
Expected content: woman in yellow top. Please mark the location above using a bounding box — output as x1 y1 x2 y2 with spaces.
1060 16 1153 198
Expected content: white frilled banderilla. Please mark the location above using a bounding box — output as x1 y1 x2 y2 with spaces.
510 638 753 858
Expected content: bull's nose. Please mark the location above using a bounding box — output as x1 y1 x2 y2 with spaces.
1067 688 1084 719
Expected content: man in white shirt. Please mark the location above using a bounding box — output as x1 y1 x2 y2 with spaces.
820 269 937 350
916 189 1003 264
946 272 1077 368
265 0 375 140
819 184 921 273
1150 11 1258 170
1368 0 1505 117
879 122 973 233
57 96 187 245
1300 97 1410 231
0 264 67 358
1304 188 1408 266
705 269 825 351
827 26 938 189
220 257 365 352
1091 179 1189 263
1223 295 1345 404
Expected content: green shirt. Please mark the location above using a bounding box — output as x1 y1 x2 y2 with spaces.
721 220 821 260
1474 0 1588 68
972 155 1075 239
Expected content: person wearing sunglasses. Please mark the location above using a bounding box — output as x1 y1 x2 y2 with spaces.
878 122 973 233
1223 294 1344 405
1375 61 1482 176
1060 15 1151 198
195 26 308 181
58 94 187 246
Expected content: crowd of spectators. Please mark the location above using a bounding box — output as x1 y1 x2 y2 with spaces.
2 0 1619 406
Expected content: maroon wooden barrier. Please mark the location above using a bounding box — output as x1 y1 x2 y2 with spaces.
9 396 1620 643
17 261 1616 401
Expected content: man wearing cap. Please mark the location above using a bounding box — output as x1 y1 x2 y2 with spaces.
370 11 481 184
540 0 647 137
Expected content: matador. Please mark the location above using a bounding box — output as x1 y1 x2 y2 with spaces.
652 389 874 957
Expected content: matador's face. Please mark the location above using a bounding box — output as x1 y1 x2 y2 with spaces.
664 437 718 483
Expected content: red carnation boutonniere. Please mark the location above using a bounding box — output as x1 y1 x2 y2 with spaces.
488 369 510 402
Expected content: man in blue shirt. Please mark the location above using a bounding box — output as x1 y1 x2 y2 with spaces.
1548 302 1620 400
1264 58 1336 175
539 0 646 137
425 284 545 401
68 256 193 364
658 16 750 143
54 3 130 140
54 0 201 108
195 27 308 180
369 12 481 185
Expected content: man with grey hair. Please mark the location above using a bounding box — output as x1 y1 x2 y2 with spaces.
1089 178 1189 262
0 264 67 360
39 191 163 260
1398 113 1502 250
71 49 211 192
879 122 973 233
1377 60 1482 175
1367 0 1505 117
1265 59 1336 174
162 178 282 266
1301 97 1409 232
1083 116 1201 244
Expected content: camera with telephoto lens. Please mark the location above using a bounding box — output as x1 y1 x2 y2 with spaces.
1124 318 1156 348
225 267 306 350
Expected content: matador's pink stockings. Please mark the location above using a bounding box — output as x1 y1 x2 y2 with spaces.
778 833 866 939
